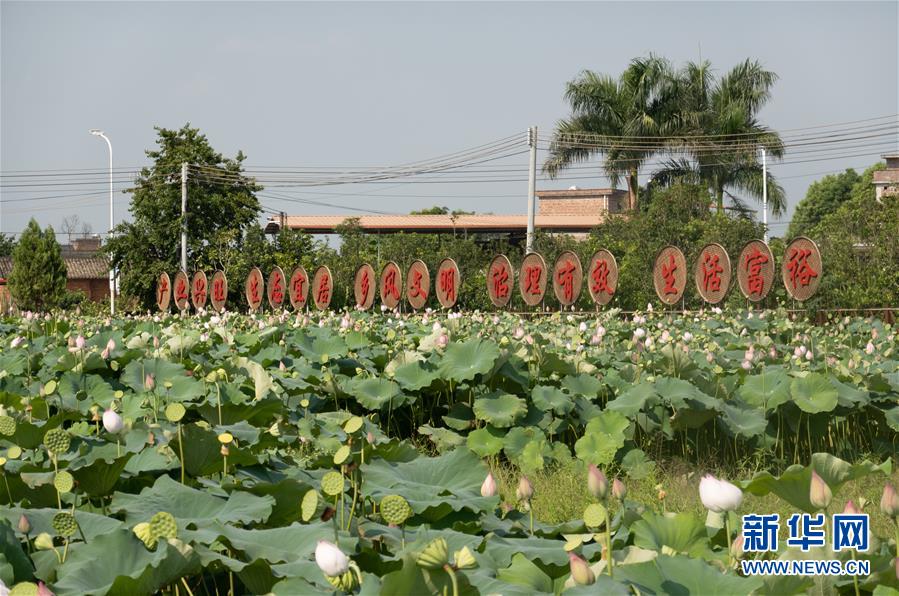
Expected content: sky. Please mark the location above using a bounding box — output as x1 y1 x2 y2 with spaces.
2 1 897 241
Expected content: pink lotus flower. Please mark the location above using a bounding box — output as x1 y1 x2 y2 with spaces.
843 500 860 515
10 336 24 349
75 335 86 350
437 334 448 348
865 342 875 355
480 472 497 497
102 338 115 359
144 374 155 391
809 470 832 510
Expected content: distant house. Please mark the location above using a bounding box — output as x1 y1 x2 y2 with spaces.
0 236 110 305
873 153 899 201
264 187 630 242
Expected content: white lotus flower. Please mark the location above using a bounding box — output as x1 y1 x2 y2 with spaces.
865 342 875 355
699 474 743 513
10 336 24 349
103 409 124 434
682 332 693 343
634 328 646 339
315 540 349 577
579 322 587 332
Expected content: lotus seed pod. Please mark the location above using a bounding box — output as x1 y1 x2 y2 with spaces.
0 415 16 436
612 478 627 501
453 546 477 570
416 537 449 570
583 503 607 529
809 470 832 510
163 381 173 390
34 533 54 550
881 483 899 518
7 446 21 459
43 428 70 454
217 432 233 444
343 416 363 434
133 522 155 548
568 552 595 586
148 511 177 542
18 514 31 534
380 495 412 526
326 570 358 592
164 403 186 423
52 512 78 537
9 583 39 596
321 471 345 496
53 471 74 493
301 490 319 522
587 465 609 501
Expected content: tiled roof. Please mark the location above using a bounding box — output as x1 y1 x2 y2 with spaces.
266 213 608 234
0 256 108 280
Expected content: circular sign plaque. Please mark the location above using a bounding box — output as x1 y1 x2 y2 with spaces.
173 271 190 311
379 261 403 310
312 265 333 310
782 236 822 301
587 249 618 306
267 267 287 309
289 267 309 310
487 254 514 307
210 271 228 312
354 264 376 310
518 252 548 306
694 243 732 305
191 271 208 311
736 240 775 302
653 246 687 305
406 260 430 310
552 251 583 306
435 258 461 309
245 267 264 312
156 272 172 312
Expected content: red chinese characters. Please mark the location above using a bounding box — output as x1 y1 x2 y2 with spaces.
290 267 309 309
440 268 455 303
354 264 375 310
210 271 228 312
737 241 774 301
312 266 332 310
436 258 460 309
701 253 723 292
191 271 208 310
552 251 583 306
518 253 547 306
694 244 731 304
157 273 171 311
492 265 510 298
786 248 818 289
406 260 430 310
781 237 823 301
653 246 686 305
555 261 576 302
380 262 402 309
745 248 769 296
486 255 513 307
268 267 285 308
662 253 679 295
245 268 264 311
173 271 190 311
587 249 618 306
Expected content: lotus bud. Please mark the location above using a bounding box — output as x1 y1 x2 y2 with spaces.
865 342 875 355
682 332 693 343
315 540 350 577
516 476 534 503
34 532 54 550
103 409 124 434
612 478 627 501
437 334 449 348
809 470 832 510
144 374 155 391
567 552 595 585
74 335 85 350
633 328 645 339
731 532 744 559
881 483 899 519
366 431 375 445
10 336 24 348
18 514 31 534
699 474 744 513
37 582 54 596
587 465 608 501
480 472 497 498
843 500 860 515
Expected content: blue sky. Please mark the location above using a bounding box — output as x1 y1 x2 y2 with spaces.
2 1 897 239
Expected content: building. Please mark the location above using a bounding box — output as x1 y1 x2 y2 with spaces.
0 236 110 304
264 187 629 240
873 153 899 201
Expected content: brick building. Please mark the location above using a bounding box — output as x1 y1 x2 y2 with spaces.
873 153 899 201
0 236 110 305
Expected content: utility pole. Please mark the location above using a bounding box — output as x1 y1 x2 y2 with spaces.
89 129 115 315
181 162 188 272
526 126 537 253
761 147 768 243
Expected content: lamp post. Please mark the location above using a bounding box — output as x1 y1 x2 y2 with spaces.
89 129 115 315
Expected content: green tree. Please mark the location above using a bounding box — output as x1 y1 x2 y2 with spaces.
787 168 860 238
0 234 14 257
544 56 678 210
8 219 68 311
105 124 261 309
651 59 785 214
410 206 475 216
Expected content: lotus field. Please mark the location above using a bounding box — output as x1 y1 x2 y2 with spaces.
0 308 898 595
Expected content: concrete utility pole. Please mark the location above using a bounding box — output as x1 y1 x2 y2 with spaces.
526 126 537 253
181 162 188 272
89 129 115 316
761 147 768 243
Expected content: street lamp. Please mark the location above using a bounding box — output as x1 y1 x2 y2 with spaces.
89 129 115 316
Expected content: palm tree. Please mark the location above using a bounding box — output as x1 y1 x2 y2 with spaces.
543 56 677 211
652 59 786 215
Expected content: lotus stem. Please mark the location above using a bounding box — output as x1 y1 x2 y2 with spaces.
529 507 534 537
215 381 222 426
180 577 196 596
177 423 185 484
724 514 733 572
605 505 613 578
443 564 459 596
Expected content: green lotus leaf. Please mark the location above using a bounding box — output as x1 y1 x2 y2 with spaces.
69 451 133 497
110 474 274 526
631 512 709 557
496 553 553 593
829 378 870 408
171 423 256 477
345 377 404 410
885 406 899 433
720 401 767 438
607 382 658 417
120 358 187 394
392 361 438 391
438 339 500 383
584 410 629 438
621 448 655 480
361 449 497 521
561 374 603 398
235 357 274 402
466 426 505 458
3 508 125 541
791 372 838 414
531 385 574 415
737 368 791 410
473 393 527 428
51 529 201 596
481 534 602 569
0 519 32 585
740 453 891 514
418 425 465 453
295 330 348 362
574 431 621 467
614 554 763 595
